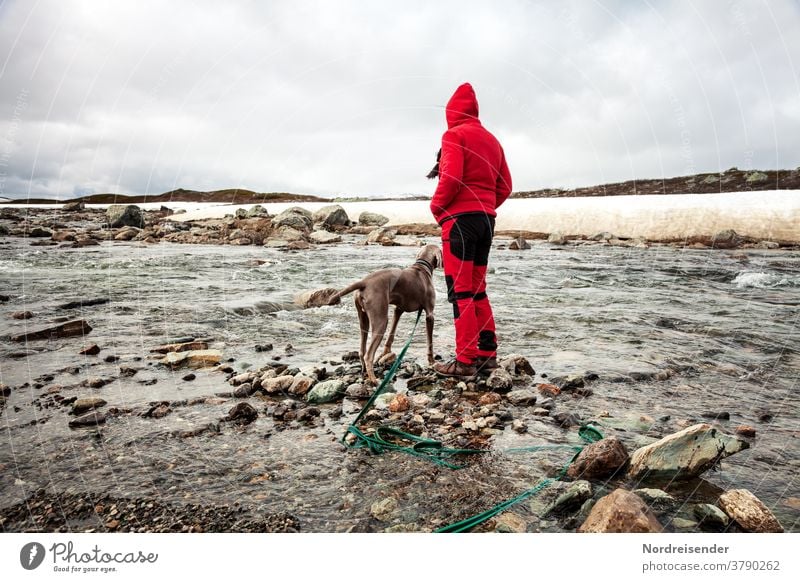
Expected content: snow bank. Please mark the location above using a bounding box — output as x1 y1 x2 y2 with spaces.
166 191 799 241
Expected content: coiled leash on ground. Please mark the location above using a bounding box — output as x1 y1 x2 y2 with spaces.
341 308 604 531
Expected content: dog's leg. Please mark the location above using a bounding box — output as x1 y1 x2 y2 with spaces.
425 309 435 366
382 306 403 356
355 294 370 381
364 301 389 386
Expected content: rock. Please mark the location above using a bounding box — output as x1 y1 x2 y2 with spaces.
345 383 371 399
370 497 398 522
366 227 396 244
182 373 196 382
309 230 342 244
85 377 110 389
255 343 274 352
478 392 502 406
578 488 663 533
245 205 269 218
11 310 33 320
536 383 560 397
229 372 256 386
160 350 222 369
692 504 730 530
223 402 258 425
512 419 528 433
377 352 396 366
545 480 593 515
671 518 698 530
114 227 140 241
590 232 614 241
388 393 409 413
78 344 100 356
410 393 432 408
532 407 550 416
28 227 53 238
735 425 756 437
506 389 537 407
106 205 144 228
745 171 768 183
718 489 783 532
288 375 314 396
271 207 313 232
72 397 107 415
233 383 258 398
553 412 581 428
627 423 749 481
63 201 85 211
293 287 340 308
548 232 566 245
508 236 530 250
633 488 677 510
11 319 92 342
69 411 107 428
493 512 527 533
150 341 208 354
306 379 346 404
711 229 743 249
499 354 535 376
486 368 513 392
755 240 779 250
144 403 171 419
312 205 349 229
261 375 295 394
555 374 584 391
358 211 389 226
566 437 629 480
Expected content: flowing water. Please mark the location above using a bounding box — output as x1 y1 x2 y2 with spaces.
1 235 798 532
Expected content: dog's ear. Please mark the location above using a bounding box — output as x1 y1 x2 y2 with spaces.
434 247 443 269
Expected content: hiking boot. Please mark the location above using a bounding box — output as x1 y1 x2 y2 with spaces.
433 359 477 379
474 355 499 376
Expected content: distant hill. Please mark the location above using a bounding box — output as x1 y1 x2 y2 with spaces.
512 168 800 198
4 168 799 205
13 188 330 205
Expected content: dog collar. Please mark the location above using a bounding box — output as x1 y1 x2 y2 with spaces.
414 259 434 276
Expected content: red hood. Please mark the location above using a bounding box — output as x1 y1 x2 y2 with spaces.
445 83 479 128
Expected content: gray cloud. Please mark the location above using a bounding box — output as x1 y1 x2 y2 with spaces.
0 0 798 199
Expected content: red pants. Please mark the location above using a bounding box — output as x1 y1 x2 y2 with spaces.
441 213 498 364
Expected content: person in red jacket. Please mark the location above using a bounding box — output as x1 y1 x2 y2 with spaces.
429 82 512 378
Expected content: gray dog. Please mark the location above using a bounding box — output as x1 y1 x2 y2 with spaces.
328 244 442 385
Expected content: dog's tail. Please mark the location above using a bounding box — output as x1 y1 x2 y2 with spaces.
326 280 366 305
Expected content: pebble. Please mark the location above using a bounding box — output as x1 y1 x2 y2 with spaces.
735 425 756 437
182 373 196 381
370 497 398 522
493 512 527 533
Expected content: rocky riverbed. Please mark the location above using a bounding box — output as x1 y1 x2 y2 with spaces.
1 206 798 533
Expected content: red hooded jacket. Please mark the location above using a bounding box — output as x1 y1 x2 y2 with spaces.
430 83 512 225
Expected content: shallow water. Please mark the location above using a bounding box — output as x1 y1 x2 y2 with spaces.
0 236 798 532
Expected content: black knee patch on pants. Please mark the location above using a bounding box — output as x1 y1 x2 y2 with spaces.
473 291 487 301
478 330 497 352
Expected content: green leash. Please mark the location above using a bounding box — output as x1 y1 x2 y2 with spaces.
340 310 605 531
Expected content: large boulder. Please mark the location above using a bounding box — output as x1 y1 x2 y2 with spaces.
310 230 342 244
711 229 744 249
358 211 389 226
63 201 85 211
312 205 349 230
11 320 91 342
306 379 346 404
366 227 396 244
72 397 107 415
566 436 629 480
718 489 783 532
160 349 222 369
294 287 340 308
106 205 144 228
627 423 748 481
578 488 663 533
271 207 313 232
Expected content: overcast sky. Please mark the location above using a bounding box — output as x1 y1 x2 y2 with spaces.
1 0 799 199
